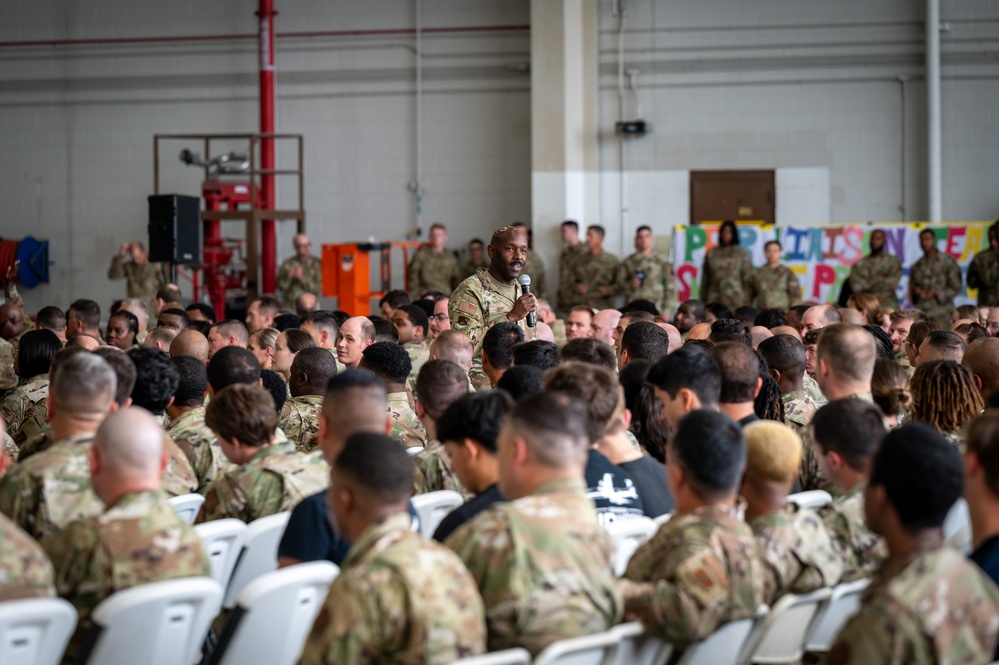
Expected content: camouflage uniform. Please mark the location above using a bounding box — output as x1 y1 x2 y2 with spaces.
557 244 588 316
387 392 427 449
449 269 536 386
201 442 329 523
0 374 49 447
0 336 16 395
445 477 622 655
619 251 677 315
42 489 210 662
571 250 620 310
2 430 15 461
819 481 888 582
161 433 199 497
782 389 822 436
408 246 458 296
967 247 999 307
749 504 843 604
411 439 471 499
803 373 825 404
276 255 323 309
107 255 169 305
456 259 488 284
621 503 764 644
17 428 57 462
751 264 801 311
525 249 546 299
0 432 105 540
0 511 55 601
701 246 754 310
800 392 874 496
909 251 963 327
848 252 903 309
300 512 486 665
278 394 324 453
403 340 430 388
167 406 234 494
828 537 999 665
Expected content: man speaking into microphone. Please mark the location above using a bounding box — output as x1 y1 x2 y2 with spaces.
449 225 538 389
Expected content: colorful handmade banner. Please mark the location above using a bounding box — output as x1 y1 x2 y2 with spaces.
672 222 992 306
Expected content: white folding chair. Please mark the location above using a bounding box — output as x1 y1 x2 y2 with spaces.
77 577 223 665
675 605 769 665
603 517 657 576
611 622 673 665
450 648 532 665
0 597 77 665
943 498 972 555
207 561 339 665
194 519 247 593
533 629 621 665
222 512 291 609
168 493 206 524
804 579 870 654
410 490 463 539
744 588 832 664
652 512 673 528
786 490 832 510
406 446 423 457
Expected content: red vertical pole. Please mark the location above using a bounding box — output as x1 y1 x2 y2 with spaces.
258 0 277 294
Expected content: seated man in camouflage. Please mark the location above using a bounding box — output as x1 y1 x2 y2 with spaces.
359 342 426 449
279 347 337 453
0 353 117 539
741 420 842 604
199 384 327 523
813 399 889 581
411 359 470 496
829 424 999 664
299 433 485 665
446 392 621 655
42 407 210 661
621 410 764 645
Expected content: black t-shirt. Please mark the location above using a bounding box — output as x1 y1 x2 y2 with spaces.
278 489 419 566
585 448 646 526
618 455 674 517
432 483 505 543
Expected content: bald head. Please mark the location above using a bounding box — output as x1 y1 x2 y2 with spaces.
430 330 474 370
963 337 999 401
50 353 117 419
686 322 712 341
170 329 210 364
816 323 876 396
91 407 164 503
591 309 622 347
0 303 24 340
801 305 842 334
770 325 801 340
660 323 682 354
750 326 773 348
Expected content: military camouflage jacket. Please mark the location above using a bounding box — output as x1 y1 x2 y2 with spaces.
300 513 486 665
557 244 588 314
571 250 621 310
849 252 903 309
701 246 754 310
819 482 888 582
0 432 104 540
403 340 430 387
108 255 169 305
42 489 210 661
752 264 801 311
446 477 622 655
829 537 999 665
0 374 49 447
749 503 843 604
201 442 329 523
967 247 999 307
449 269 533 358
411 439 470 499
0 336 16 393
278 394 324 453
619 251 677 315
525 249 546 299
621 503 764 644
456 259 488 284
408 246 459 297
168 406 234 494
782 389 822 433
909 251 963 326
387 392 427 449
0 511 55 601
276 255 323 308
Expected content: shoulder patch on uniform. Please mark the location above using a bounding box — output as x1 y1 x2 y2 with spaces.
456 315 471 327
456 300 478 315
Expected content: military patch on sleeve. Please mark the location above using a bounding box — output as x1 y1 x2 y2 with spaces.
456 299 478 315
676 550 729 608
456 315 471 327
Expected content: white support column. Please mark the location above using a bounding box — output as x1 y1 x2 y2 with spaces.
926 0 942 222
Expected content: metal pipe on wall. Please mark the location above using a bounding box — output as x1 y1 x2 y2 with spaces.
258 0 277 294
616 0 629 251
926 0 942 222
414 0 425 238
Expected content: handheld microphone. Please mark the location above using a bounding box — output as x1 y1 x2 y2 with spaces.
518 274 536 328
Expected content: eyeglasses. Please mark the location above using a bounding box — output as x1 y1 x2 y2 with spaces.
295 242 311 248
432 314 449 322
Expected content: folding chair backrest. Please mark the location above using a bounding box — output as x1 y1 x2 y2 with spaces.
746 588 831 664
222 512 291 608
676 605 769 665
209 561 339 665
168 493 206 525
0 597 77 665
603 517 657 577
532 630 621 665
611 622 673 665
943 498 972 555
194 519 247 592
786 491 832 511
449 647 532 665
410 490 463 539
804 579 869 653
81 577 223 665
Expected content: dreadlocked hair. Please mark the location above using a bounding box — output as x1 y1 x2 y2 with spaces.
910 360 983 434
753 350 785 422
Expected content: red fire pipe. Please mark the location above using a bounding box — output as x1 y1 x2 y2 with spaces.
258 0 277 295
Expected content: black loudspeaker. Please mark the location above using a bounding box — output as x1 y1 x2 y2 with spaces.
148 194 201 265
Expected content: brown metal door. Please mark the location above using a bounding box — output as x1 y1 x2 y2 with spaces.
690 170 775 225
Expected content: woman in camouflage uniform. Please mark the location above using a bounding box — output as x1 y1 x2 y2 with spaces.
701 220 754 310
0 329 62 447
